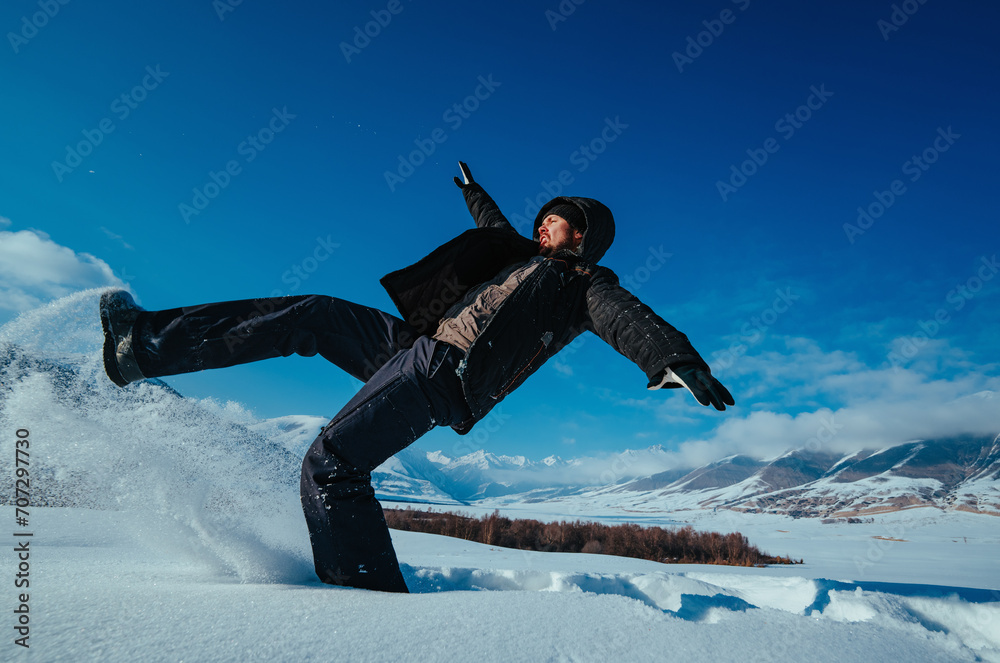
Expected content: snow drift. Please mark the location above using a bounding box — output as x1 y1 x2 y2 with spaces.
0 289 313 584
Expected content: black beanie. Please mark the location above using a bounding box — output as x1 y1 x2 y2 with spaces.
545 203 587 233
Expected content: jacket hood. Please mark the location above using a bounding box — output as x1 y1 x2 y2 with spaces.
534 196 615 263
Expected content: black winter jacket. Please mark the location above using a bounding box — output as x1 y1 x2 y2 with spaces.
380 182 709 434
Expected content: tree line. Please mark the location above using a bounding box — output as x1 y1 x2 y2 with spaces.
384 508 801 566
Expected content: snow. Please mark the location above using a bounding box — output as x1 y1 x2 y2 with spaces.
1 290 999 661
426 450 453 466
5 506 999 662
247 414 329 454
372 455 460 504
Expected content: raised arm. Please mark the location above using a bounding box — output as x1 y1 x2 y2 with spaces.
453 161 518 233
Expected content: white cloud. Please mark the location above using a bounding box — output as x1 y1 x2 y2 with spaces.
0 229 125 320
481 446 681 488
563 332 997 473
0 216 11 229
652 337 1000 468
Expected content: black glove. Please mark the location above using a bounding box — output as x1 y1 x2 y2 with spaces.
454 161 474 189
650 364 735 411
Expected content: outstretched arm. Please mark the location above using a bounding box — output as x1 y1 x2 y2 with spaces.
453 161 518 233
586 267 734 411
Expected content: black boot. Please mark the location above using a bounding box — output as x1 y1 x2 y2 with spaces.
99 290 147 387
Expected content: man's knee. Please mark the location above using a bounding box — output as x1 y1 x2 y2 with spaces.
294 294 335 320
301 437 362 490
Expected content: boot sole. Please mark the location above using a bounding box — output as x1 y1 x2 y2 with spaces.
100 291 131 387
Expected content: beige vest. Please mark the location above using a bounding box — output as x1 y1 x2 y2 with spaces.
432 257 544 352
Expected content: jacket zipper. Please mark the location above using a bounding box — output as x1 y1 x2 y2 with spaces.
492 331 553 399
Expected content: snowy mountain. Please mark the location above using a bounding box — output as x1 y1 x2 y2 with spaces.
587 435 1000 518
370 436 1000 519
427 449 551 500
1 291 997 522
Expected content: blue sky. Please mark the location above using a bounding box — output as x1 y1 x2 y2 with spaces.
2 0 998 466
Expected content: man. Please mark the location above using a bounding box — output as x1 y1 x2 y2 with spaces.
100 162 733 593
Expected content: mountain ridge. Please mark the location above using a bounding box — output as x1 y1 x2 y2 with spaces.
2 339 996 519
371 434 1000 518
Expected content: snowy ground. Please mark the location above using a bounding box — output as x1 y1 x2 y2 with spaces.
2 292 998 661
2 504 998 662
440 500 1000 593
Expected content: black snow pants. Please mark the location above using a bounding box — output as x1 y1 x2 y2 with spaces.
129 295 471 593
